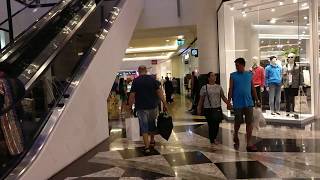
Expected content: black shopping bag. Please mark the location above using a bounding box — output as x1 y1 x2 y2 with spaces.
157 112 173 140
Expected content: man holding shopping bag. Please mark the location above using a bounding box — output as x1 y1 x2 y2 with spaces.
128 66 168 154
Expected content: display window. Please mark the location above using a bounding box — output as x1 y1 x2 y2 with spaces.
218 0 319 125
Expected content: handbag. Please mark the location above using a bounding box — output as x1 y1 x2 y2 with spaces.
157 112 173 140
294 86 309 113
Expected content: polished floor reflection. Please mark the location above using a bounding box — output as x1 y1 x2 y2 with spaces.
51 95 320 180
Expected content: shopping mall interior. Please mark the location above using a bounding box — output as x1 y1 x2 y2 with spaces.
0 0 320 179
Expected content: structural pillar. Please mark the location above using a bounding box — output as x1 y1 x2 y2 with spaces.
196 0 219 74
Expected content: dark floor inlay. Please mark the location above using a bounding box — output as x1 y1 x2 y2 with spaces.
215 161 277 179
118 147 160 159
163 151 212 166
254 139 320 152
122 168 173 178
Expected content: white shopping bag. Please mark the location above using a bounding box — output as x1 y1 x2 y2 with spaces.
294 87 309 113
303 70 311 86
125 118 140 141
253 108 266 130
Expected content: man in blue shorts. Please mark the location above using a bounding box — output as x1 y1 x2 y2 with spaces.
228 58 260 152
128 66 168 153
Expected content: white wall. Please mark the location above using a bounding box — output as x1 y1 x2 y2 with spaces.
18 0 144 179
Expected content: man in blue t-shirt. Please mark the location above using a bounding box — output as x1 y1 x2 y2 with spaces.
128 66 168 154
228 58 260 152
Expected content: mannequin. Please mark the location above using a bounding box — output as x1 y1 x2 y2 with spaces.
251 56 264 105
265 56 282 115
283 53 303 116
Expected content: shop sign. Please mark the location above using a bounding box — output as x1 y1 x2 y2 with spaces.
191 49 198 57
177 39 185 46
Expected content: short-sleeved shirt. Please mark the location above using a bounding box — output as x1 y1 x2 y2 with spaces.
131 75 160 110
230 71 254 109
200 84 224 108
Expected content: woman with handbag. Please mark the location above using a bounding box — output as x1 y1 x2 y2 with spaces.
197 72 231 145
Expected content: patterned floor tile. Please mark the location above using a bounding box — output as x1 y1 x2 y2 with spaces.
173 163 226 179
118 147 160 159
163 151 212 166
121 168 173 179
82 167 125 178
215 161 278 179
127 155 171 167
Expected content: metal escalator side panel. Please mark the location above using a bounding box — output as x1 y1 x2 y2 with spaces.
5 0 137 179
19 0 97 89
0 0 73 62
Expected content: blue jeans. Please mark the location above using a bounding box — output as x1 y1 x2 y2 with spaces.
269 84 281 112
136 108 158 134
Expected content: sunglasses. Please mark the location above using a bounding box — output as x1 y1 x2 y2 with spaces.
288 56 294 59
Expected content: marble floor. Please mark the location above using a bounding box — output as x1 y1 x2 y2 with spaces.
51 95 320 180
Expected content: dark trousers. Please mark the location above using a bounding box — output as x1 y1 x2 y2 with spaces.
166 93 173 103
253 86 262 106
204 108 222 143
284 87 298 112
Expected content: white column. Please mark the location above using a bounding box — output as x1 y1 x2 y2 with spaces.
310 0 319 117
196 0 219 74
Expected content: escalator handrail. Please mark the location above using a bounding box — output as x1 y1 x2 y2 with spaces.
0 0 72 61
6 0 125 179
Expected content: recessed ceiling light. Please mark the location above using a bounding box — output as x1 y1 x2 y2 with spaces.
270 18 277 24
230 5 235 11
243 13 247 17
177 35 184 39
293 0 298 3
279 1 284 5
302 3 308 7
243 1 248 7
302 31 306 34
304 26 308 29
271 8 275 12
304 16 308 20
166 40 170 42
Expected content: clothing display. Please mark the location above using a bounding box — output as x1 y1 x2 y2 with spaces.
265 64 282 87
265 63 282 114
268 84 281 113
283 63 303 113
252 66 265 87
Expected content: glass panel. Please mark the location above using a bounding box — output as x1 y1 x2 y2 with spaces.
0 0 63 50
218 0 313 123
0 0 119 178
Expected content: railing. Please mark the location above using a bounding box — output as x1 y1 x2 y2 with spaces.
0 0 60 51
0 0 123 178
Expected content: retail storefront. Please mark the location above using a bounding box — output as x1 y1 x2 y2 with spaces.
218 0 319 126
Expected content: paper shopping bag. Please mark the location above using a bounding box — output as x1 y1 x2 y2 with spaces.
125 117 140 141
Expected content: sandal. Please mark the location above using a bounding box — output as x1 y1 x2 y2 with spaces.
233 135 240 150
144 147 151 154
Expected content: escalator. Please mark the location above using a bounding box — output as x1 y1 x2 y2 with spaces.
0 0 143 179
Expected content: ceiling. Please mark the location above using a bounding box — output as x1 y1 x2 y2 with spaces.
224 0 311 27
124 25 197 60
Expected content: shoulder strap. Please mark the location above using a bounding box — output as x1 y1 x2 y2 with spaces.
205 85 212 108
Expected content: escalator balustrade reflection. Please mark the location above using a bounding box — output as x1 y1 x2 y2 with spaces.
0 0 120 178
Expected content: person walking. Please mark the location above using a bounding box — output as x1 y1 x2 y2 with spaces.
128 66 168 154
0 63 25 156
228 58 260 152
172 77 178 94
164 77 174 103
118 78 128 112
197 72 231 145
